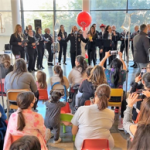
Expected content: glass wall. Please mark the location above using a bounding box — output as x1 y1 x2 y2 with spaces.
0 0 13 50
91 0 150 60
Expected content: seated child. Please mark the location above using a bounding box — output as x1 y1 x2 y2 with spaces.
44 90 66 144
36 71 47 89
75 66 93 109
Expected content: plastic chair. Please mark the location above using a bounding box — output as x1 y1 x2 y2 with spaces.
51 82 67 102
108 88 123 107
61 102 71 113
81 139 110 150
7 89 30 118
84 100 91 106
11 134 23 143
38 89 48 101
60 113 75 141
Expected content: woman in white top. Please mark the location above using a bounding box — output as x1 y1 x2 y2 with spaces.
50 65 69 89
71 84 114 150
68 55 87 87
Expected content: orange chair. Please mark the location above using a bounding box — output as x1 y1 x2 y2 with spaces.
11 134 23 143
61 102 71 113
81 139 110 150
38 89 48 101
84 100 91 106
7 89 30 118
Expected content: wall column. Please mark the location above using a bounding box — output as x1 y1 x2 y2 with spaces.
11 0 21 31
82 0 90 37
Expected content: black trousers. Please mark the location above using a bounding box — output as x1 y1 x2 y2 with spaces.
37 46 44 68
58 43 67 63
46 47 53 63
27 49 37 70
12 48 25 59
70 51 81 68
120 40 129 56
88 48 96 66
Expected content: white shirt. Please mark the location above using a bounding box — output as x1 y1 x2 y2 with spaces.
71 104 115 150
108 33 112 40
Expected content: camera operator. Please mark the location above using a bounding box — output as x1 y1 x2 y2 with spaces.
99 51 127 130
130 70 150 121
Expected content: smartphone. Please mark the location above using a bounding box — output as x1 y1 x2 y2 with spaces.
109 50 118 55
141 68 146 76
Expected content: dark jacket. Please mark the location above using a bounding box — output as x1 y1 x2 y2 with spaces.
133 32 150 63
44 33 53 50
27 36 36 51
65 33 88 53
87 33 98 50
35 34 45 49
58 31 67 44
10 34 25 51
101 32 116 49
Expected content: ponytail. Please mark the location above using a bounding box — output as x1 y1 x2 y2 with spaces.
16 92 34 131
76 55 87 74
54 65 64 84
95 84 111 111
17 109 25 131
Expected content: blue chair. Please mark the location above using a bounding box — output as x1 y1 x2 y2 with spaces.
51 82 68 102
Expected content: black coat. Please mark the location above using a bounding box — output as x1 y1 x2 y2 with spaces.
27 36 36 52
58 31 67 44
35 34 45 49
10 34 25 51
133 32 150 63
44 33 53 50
64 33 88 53
101 32 116 49
87 33 98 50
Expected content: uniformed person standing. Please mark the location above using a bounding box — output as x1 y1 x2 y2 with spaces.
58 26 88 68
26 29 37 72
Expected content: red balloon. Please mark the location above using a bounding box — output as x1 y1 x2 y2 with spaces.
77 11 92 31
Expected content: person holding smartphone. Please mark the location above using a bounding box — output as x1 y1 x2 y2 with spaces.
99 51 127 130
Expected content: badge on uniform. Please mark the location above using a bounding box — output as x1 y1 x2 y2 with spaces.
78 38 80 42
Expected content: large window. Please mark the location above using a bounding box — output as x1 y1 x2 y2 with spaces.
91 0 150 60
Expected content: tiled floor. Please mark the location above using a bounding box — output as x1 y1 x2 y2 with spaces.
0 56 138 150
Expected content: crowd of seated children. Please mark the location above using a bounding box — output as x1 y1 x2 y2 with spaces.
71 84 115 150
78 65 107 107
123 93 150 150
44 90 66 144
3 92 51 150
10 135 41 150
99 51 127 130
75 66 93 109
0 54 13 79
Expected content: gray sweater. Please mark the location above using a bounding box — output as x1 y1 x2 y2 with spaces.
0 64 13 79
4 72 37 93
123 106 136 138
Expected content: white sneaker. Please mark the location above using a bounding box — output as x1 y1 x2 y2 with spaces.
53 137 61 144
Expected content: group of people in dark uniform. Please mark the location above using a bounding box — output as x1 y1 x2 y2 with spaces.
10 24 53 72
10 23 141 71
